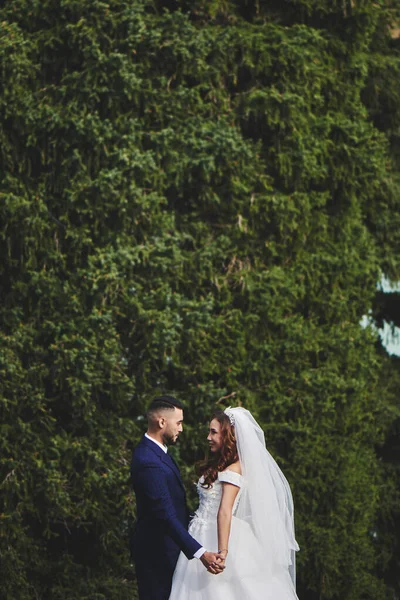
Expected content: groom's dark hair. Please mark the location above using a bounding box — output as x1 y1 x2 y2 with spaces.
147 395 184 418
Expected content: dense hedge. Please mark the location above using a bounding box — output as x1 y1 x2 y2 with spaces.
1 1 400 598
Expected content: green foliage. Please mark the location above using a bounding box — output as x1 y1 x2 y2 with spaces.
1 0 400 598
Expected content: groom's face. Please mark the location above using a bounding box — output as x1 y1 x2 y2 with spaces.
162 407 184 446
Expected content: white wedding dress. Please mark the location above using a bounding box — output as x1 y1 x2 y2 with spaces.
169 469 298 599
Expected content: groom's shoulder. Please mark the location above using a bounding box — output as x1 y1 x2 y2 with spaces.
131 436 160 467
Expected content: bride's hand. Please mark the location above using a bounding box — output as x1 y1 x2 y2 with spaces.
216 549 228 566
200 551 225 574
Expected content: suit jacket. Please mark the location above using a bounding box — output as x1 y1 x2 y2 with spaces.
130 436 201 567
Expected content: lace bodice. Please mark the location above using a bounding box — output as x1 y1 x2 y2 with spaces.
191 470 243 530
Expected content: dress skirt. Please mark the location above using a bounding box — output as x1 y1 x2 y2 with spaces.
169 514 298 600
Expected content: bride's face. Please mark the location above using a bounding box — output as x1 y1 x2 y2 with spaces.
207 419 223 453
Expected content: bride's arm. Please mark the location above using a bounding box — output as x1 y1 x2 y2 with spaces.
217 464 241 562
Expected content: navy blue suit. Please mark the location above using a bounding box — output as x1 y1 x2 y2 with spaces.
130 436 201 599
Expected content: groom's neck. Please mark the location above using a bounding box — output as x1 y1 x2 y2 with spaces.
146 430 166 446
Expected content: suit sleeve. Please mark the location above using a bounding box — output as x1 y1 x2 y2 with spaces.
135 464 202 559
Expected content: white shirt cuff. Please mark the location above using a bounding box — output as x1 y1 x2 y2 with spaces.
194 547 206 559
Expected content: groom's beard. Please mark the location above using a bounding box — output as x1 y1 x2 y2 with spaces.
163 432 178 446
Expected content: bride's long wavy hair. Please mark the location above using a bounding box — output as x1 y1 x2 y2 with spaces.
198 410 239 488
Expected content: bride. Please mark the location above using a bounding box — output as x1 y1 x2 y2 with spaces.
169 407 300 599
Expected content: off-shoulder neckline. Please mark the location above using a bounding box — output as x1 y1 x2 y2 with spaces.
220 469 242 477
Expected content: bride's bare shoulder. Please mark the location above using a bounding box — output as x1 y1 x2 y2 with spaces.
227 461 242 475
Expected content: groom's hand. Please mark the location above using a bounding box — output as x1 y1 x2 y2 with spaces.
200 551 225 574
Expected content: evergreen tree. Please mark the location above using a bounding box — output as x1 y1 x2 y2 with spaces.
0 1 399 598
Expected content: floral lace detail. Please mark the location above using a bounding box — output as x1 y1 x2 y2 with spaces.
190 471 243 532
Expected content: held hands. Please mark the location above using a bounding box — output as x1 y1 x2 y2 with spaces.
200 550 227 575
216 549 228 570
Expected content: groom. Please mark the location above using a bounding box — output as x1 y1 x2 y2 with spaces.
130 396 223 599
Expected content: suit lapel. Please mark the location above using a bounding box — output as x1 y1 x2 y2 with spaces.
161 452 182 482
142 436 185 491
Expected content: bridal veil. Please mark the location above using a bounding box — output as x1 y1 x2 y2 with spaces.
224 407 299 591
